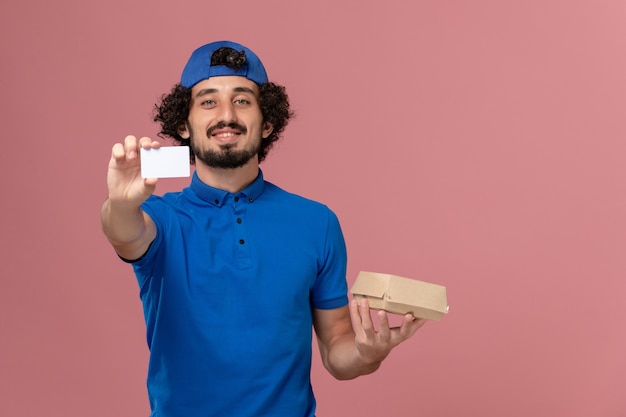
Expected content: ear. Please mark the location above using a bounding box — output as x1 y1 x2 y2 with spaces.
262 122 274 139
178 123 190 139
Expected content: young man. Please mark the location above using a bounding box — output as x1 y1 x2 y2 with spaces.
101 40 425 417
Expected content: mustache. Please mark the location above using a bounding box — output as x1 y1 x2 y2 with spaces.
206 121 247 136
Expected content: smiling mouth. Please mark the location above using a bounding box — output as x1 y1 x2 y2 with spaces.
214 132 239 138
207 122 246 144
212 131 240 145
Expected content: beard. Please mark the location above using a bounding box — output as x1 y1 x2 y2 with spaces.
189 122 261 169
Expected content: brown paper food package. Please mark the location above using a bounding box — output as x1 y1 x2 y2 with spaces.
350 271 449 321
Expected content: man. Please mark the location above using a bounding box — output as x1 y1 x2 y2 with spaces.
101 40 425 417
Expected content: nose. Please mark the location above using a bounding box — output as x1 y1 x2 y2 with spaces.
216 101 236 124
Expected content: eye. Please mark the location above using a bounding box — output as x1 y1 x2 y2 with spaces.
234 98 251 105
201 99 216 107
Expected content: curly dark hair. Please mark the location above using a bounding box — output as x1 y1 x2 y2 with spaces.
153 47 293 164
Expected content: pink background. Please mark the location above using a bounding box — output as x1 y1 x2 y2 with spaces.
1 1 625 416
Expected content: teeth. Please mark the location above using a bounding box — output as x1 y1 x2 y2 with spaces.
215 132 237 137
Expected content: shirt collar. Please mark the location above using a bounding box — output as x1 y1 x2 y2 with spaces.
190 169 266 207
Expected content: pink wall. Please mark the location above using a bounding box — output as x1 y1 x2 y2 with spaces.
1 1 625 416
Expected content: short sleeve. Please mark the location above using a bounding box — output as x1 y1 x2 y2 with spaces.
310 208 349 310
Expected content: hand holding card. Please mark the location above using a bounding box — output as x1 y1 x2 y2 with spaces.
140 146 191 179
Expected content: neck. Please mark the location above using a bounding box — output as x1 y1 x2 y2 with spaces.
194 159 260 193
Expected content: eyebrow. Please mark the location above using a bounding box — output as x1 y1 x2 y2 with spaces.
195 86 257 98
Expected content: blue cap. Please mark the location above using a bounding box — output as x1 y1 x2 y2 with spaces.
180 40 268 88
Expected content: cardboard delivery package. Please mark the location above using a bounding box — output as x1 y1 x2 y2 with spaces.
350 271 449 321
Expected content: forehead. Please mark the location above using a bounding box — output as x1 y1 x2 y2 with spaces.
191 76 259 96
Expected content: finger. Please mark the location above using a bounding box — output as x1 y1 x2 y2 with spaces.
138 136 160 149
144 177 159 187
348 299 362 333
124 135 139 159
400 315 427 340
377 310 390 341
358 298 375 334
111 142 126 161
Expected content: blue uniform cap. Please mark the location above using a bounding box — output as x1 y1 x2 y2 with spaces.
180 40 268 88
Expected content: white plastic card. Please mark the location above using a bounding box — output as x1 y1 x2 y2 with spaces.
140 146 190 179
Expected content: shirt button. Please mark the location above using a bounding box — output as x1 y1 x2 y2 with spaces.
214 199 219 205
239 239 245 245
248 197 254 202
236 218 242 224
234 197 239 202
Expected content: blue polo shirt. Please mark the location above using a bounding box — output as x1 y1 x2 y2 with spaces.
131 170 348 417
